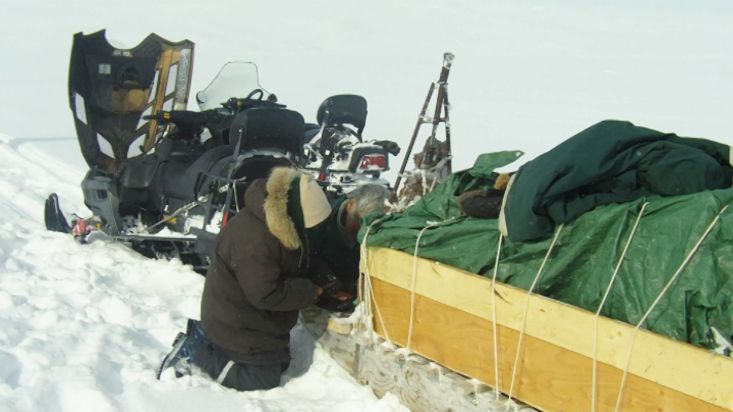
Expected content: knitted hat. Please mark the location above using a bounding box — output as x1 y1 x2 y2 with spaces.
299 174 331 228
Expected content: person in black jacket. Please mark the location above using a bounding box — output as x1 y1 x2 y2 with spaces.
158 167 337 390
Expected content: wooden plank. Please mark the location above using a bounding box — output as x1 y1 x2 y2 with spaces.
363 247 733 411
144 47 188 152
369 277 727 412
144 49 173 152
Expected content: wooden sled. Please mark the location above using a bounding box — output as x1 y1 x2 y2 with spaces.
305 246 733 412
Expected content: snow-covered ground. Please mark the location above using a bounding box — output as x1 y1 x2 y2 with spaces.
2 1 733 411
0 132 406 411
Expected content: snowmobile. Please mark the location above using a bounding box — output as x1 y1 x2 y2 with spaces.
303 94 400 194
45 31 305 273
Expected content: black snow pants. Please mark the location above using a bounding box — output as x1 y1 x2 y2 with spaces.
192 340 290 391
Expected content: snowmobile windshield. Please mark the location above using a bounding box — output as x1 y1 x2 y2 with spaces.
196 62 272 111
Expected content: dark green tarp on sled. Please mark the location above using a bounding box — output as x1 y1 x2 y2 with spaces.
503 120 732 242
361 123 733 350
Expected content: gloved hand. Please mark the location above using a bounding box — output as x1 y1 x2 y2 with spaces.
310 271 343 297
316 295 356 313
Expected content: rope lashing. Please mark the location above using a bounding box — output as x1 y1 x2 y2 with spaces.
406 218 458 350
613 204 729 412
505 224 565 410
491 232 504 401
591 202 649 412
359 216 392 343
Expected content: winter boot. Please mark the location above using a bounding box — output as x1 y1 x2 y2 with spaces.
156 319 207 380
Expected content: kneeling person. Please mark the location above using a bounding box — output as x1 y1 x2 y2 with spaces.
159 168 333 390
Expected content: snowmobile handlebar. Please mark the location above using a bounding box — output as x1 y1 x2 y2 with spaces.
144 110 209 128
220 95 285 113
143 91 285 136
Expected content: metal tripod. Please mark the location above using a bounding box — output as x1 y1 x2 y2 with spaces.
394 52 455 192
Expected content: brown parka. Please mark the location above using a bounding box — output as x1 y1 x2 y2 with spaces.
200 168 320 364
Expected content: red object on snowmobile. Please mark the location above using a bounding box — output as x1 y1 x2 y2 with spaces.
72 218 91 238
358 154 387 171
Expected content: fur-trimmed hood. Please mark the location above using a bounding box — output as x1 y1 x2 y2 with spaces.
262 167 302 250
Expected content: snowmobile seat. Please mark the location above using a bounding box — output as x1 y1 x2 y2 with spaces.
228 108 304 158
162 145 234 201
302 123 320 145
316 95 367 137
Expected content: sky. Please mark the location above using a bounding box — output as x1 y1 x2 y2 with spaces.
1 1 733 411
2 0 732 176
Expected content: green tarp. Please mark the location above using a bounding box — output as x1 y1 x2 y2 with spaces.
361 151 733 349
503 120 733 242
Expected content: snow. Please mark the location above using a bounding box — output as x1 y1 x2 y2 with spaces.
0 133 406 411
1 1 733 410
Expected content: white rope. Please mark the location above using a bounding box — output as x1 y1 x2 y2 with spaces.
491 232 504 401
613 204 729 412
359 216 392 343
505 224 564 409
591 202 648 412
359 220 374 335
234 183 241 212
406 218 457 350
357 265 370 335
428 173 439 192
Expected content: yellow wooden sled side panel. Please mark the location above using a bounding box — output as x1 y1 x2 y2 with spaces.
364 247 733 411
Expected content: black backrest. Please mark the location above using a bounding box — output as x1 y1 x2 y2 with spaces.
228 108 304 158
316 94 367 135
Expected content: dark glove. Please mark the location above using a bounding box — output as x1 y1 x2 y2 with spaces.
310 271 343 297
316 295 356 313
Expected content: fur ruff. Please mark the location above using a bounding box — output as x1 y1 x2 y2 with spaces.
264 167 302 250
